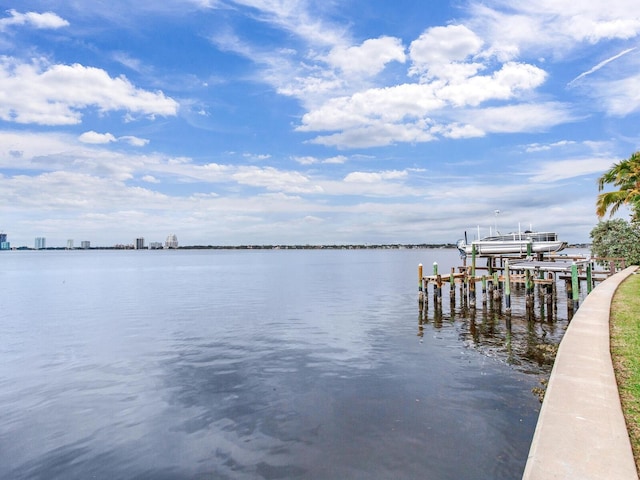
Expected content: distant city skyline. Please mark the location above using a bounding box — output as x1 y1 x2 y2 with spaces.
0 231 180 249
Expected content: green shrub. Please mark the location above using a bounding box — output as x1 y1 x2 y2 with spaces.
590 219 640 265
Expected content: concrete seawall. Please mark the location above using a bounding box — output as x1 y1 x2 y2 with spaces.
522 266 638 480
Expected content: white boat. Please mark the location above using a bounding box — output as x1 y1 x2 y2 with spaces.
456 230 567 256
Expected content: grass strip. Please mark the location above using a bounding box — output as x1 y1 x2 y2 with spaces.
610 271 640 474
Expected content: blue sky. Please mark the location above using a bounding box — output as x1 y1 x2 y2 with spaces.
1 1 639 247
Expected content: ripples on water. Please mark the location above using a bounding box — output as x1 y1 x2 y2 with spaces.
0 248 579 479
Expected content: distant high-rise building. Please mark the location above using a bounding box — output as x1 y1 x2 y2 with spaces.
35 237 46 249
135 237 145 250
165 234 178 249
81 241 90 249
0 233 9 250
67 239 74 249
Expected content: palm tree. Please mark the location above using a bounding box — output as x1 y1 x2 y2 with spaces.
596 151 640 221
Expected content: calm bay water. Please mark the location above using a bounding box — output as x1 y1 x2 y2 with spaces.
0 248 569 479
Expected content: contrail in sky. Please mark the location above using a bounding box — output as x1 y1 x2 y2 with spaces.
568 47 637 86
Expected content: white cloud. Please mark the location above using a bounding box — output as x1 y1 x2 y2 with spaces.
79 131 117 144
525 140 576 152
228 0 347 48
0 9 69 31
120 136 150 147
526 157 615 182
449 102 577 135
568 47 637 86
324 36 406 76
242 152 272 161
344 170 407 183
298 83 444 132
297 60 549 148
231 166 323 193
467 0 640 59
409 25 484 81
112 51 144 73
293 155 347 165
323 155 347 164
0 57 179 125
293 156 318 165
308 121 436 149
437 62 547 107
592 72 640 116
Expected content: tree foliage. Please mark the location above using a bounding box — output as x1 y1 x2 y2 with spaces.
596 151 640 221
590 219 640 265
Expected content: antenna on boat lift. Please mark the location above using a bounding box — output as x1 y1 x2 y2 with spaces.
494 209 500 235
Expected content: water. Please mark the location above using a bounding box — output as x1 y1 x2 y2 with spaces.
0 248 565 479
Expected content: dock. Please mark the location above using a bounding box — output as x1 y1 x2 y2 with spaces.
418 253 625 317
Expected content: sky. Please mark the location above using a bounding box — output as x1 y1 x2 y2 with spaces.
1 0 639 247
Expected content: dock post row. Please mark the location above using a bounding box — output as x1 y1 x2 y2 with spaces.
418 253 623 318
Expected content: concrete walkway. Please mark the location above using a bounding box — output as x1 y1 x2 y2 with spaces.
523 266 639 480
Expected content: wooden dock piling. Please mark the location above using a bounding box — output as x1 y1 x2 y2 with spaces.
418 254 622 320
571 263 579 311
505 260 512 314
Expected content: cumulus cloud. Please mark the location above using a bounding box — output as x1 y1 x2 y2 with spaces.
297 60 548 148
324 36 406 76
79 132 149 146
409 25 484 81
79 131 117 144
0 9 69 31
0 57 179 125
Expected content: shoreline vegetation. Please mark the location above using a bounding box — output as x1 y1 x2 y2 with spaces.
5 243 591 251
610 271 640 474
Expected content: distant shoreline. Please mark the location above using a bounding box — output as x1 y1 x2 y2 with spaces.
5 243 592 251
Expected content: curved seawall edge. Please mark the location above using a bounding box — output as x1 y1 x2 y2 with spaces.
522 266 639 480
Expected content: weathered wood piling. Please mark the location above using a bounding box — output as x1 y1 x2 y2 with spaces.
418 253 625 320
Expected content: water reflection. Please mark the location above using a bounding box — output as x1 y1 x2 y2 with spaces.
157 330 539 480
418 273 585 377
